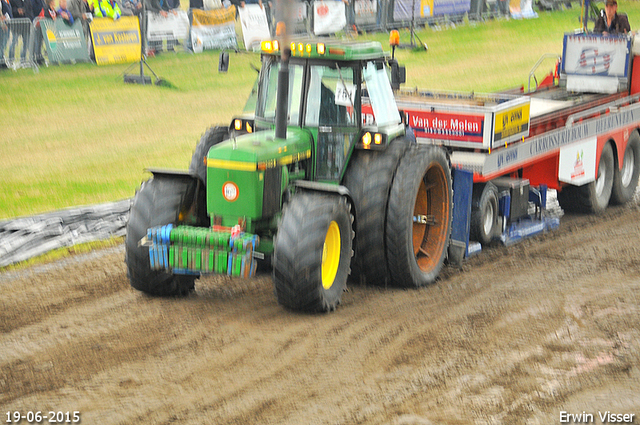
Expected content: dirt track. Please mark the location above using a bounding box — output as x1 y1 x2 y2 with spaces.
1 198 639 425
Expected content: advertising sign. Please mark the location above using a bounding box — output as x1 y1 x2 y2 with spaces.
407 110 485 144
314 1 346 35
558 137 598 185
147 10 189 45
493 102 530 144
562 34 630 77
191 7 237 52
238 4 270 51
90 16 141 65
40 19 89 63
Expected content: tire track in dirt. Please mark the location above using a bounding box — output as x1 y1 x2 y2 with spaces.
0 202 639 424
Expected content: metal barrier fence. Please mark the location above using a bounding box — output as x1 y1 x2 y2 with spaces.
1 18 37 70
1 1 511 67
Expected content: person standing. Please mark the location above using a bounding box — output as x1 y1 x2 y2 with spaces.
91 0 121 19
57 0 74 23
8 0 31 64
594 0 630 35
1 0 12 68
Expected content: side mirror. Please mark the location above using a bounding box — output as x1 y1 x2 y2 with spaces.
389 60 406 90
219 51 229 73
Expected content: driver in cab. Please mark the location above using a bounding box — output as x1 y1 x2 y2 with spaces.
594 0 631 35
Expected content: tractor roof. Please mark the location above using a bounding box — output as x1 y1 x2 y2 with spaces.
261 38 387 61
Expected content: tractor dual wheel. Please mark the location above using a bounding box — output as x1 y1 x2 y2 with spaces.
611 131 640 205
558 142 615 215
125 176 197 297
470 182 500 245
342 137 411 285
273 193 353 313
188 126 230 185
386 145 452 287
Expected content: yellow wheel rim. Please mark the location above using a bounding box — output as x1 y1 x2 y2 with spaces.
322 221 341 289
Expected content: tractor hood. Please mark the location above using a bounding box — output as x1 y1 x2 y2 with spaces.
207 128 312 170
206 128 313 229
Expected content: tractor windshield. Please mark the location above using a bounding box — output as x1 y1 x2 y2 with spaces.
256 56 304 125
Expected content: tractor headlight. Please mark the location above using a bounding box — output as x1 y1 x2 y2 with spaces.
230 117 255 135
357 130 387 150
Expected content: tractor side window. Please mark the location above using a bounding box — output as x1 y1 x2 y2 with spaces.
257 58 304 125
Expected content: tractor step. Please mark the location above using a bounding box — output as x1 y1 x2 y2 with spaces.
142 225 260 277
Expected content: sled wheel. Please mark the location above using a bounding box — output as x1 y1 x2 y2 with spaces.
558 142 614 214
470 182 500 245
611 132 640 205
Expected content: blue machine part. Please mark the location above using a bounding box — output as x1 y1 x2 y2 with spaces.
449 168 476 264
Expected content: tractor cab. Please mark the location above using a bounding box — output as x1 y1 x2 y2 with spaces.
251 39 405 182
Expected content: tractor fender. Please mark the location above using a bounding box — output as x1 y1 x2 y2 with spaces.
292 180 357 238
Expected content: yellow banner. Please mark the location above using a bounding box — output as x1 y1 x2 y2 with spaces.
192 7 236 27
90 16 141 66
494 103 530 142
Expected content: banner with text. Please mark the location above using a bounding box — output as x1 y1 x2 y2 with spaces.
191 7 237 52
90 16 141 65
394 0 469 20
314 1 346 35
147 10 190 50
355 0 377 24
238 4 270 51
40 19 90 64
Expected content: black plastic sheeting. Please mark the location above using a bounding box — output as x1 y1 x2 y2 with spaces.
0 200 131 268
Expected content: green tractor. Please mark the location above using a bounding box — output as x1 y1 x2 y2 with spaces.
125 38 453 312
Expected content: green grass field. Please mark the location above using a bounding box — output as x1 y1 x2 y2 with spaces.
2 3 640 220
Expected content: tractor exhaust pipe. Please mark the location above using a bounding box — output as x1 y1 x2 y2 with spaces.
275 21 290 140
275 58 289 140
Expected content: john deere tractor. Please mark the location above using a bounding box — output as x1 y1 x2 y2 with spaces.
125 38 453 312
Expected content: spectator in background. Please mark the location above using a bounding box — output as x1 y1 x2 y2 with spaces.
1 0 12 68
91 0 121 19
68 0 92 58
33 0 55 63
147 0 180 52
8 0 31 64
57 0 74 23
39 0 56 19
594 0 630 35
117 0 141 16
30 0 43 18
68 0 91 31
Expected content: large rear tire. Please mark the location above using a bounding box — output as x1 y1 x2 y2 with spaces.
188 126 229 185
125 177 197 296
610 132 640 205
273 193 353 313
558 142 614 214
342 138 410 285
470 182 500 245
386 145 452 287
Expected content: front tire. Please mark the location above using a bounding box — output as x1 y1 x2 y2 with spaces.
558 142 614 214
125 177 197 296
610 132 640 205
386 146 452 287
273 193 353 312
